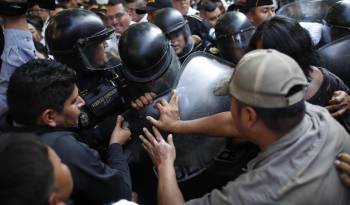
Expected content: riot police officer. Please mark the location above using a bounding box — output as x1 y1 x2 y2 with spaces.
152 8 198 63
45 8 154 129
214 11 255 64
118 22 181 204
45 9 119 91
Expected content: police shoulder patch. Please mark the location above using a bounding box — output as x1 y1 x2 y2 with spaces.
209 47 220 55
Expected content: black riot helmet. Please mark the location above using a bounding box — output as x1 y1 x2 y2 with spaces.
119 22 180 97
215 11 255 64
323 0 350 42
153 8 193 61
45 9 120 72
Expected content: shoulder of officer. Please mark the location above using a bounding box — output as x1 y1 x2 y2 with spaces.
187 14 203 22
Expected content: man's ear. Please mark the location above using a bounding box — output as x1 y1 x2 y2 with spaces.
48 193 65 205
242 106 258 129
38 109 59 127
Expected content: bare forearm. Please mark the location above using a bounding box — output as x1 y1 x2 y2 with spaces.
157 164 184 205
173 112 238 137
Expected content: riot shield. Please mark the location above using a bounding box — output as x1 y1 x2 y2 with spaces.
318 35 350 88
123 51 233 180
277 0 339 22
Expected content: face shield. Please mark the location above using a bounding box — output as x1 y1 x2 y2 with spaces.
216 26 255 49
166 23 193 61
77 29 121 71
122 45 181 99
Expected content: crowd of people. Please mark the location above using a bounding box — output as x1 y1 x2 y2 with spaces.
1 0 350 204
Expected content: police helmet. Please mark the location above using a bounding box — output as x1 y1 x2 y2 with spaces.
215 11 255 63
153 8 193 60
45 9 120 72
119 22 180 96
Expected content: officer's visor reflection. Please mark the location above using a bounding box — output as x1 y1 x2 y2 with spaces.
92 42 108 66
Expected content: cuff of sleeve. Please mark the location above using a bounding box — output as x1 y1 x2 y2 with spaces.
107 143 128 167
108 143 124 156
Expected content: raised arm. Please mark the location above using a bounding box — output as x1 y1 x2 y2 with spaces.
146 91 239 137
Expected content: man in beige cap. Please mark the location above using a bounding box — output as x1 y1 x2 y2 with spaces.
139 49 350 205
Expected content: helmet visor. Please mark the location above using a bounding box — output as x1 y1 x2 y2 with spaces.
78 31 121 71
217 27 255 49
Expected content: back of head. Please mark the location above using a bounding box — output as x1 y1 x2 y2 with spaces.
7 59 76 126
0 132 53 205
217 49 308 134
215 11 255 63
324 0 350 41
248 15 318 79
45 9 115 71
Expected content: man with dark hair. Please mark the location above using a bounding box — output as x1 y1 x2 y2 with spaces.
0 132 73 205
0 13 36 128
7 59 133 205
141 49 350 204
198 0 222 28
245 0 275 26
107 0 134 34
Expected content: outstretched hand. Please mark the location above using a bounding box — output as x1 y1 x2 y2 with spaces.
139 126 176 167
146 90 180 132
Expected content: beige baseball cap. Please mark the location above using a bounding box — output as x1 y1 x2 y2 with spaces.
215 49 308 108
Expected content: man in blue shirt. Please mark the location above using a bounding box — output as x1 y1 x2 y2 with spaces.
0 14 36 128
